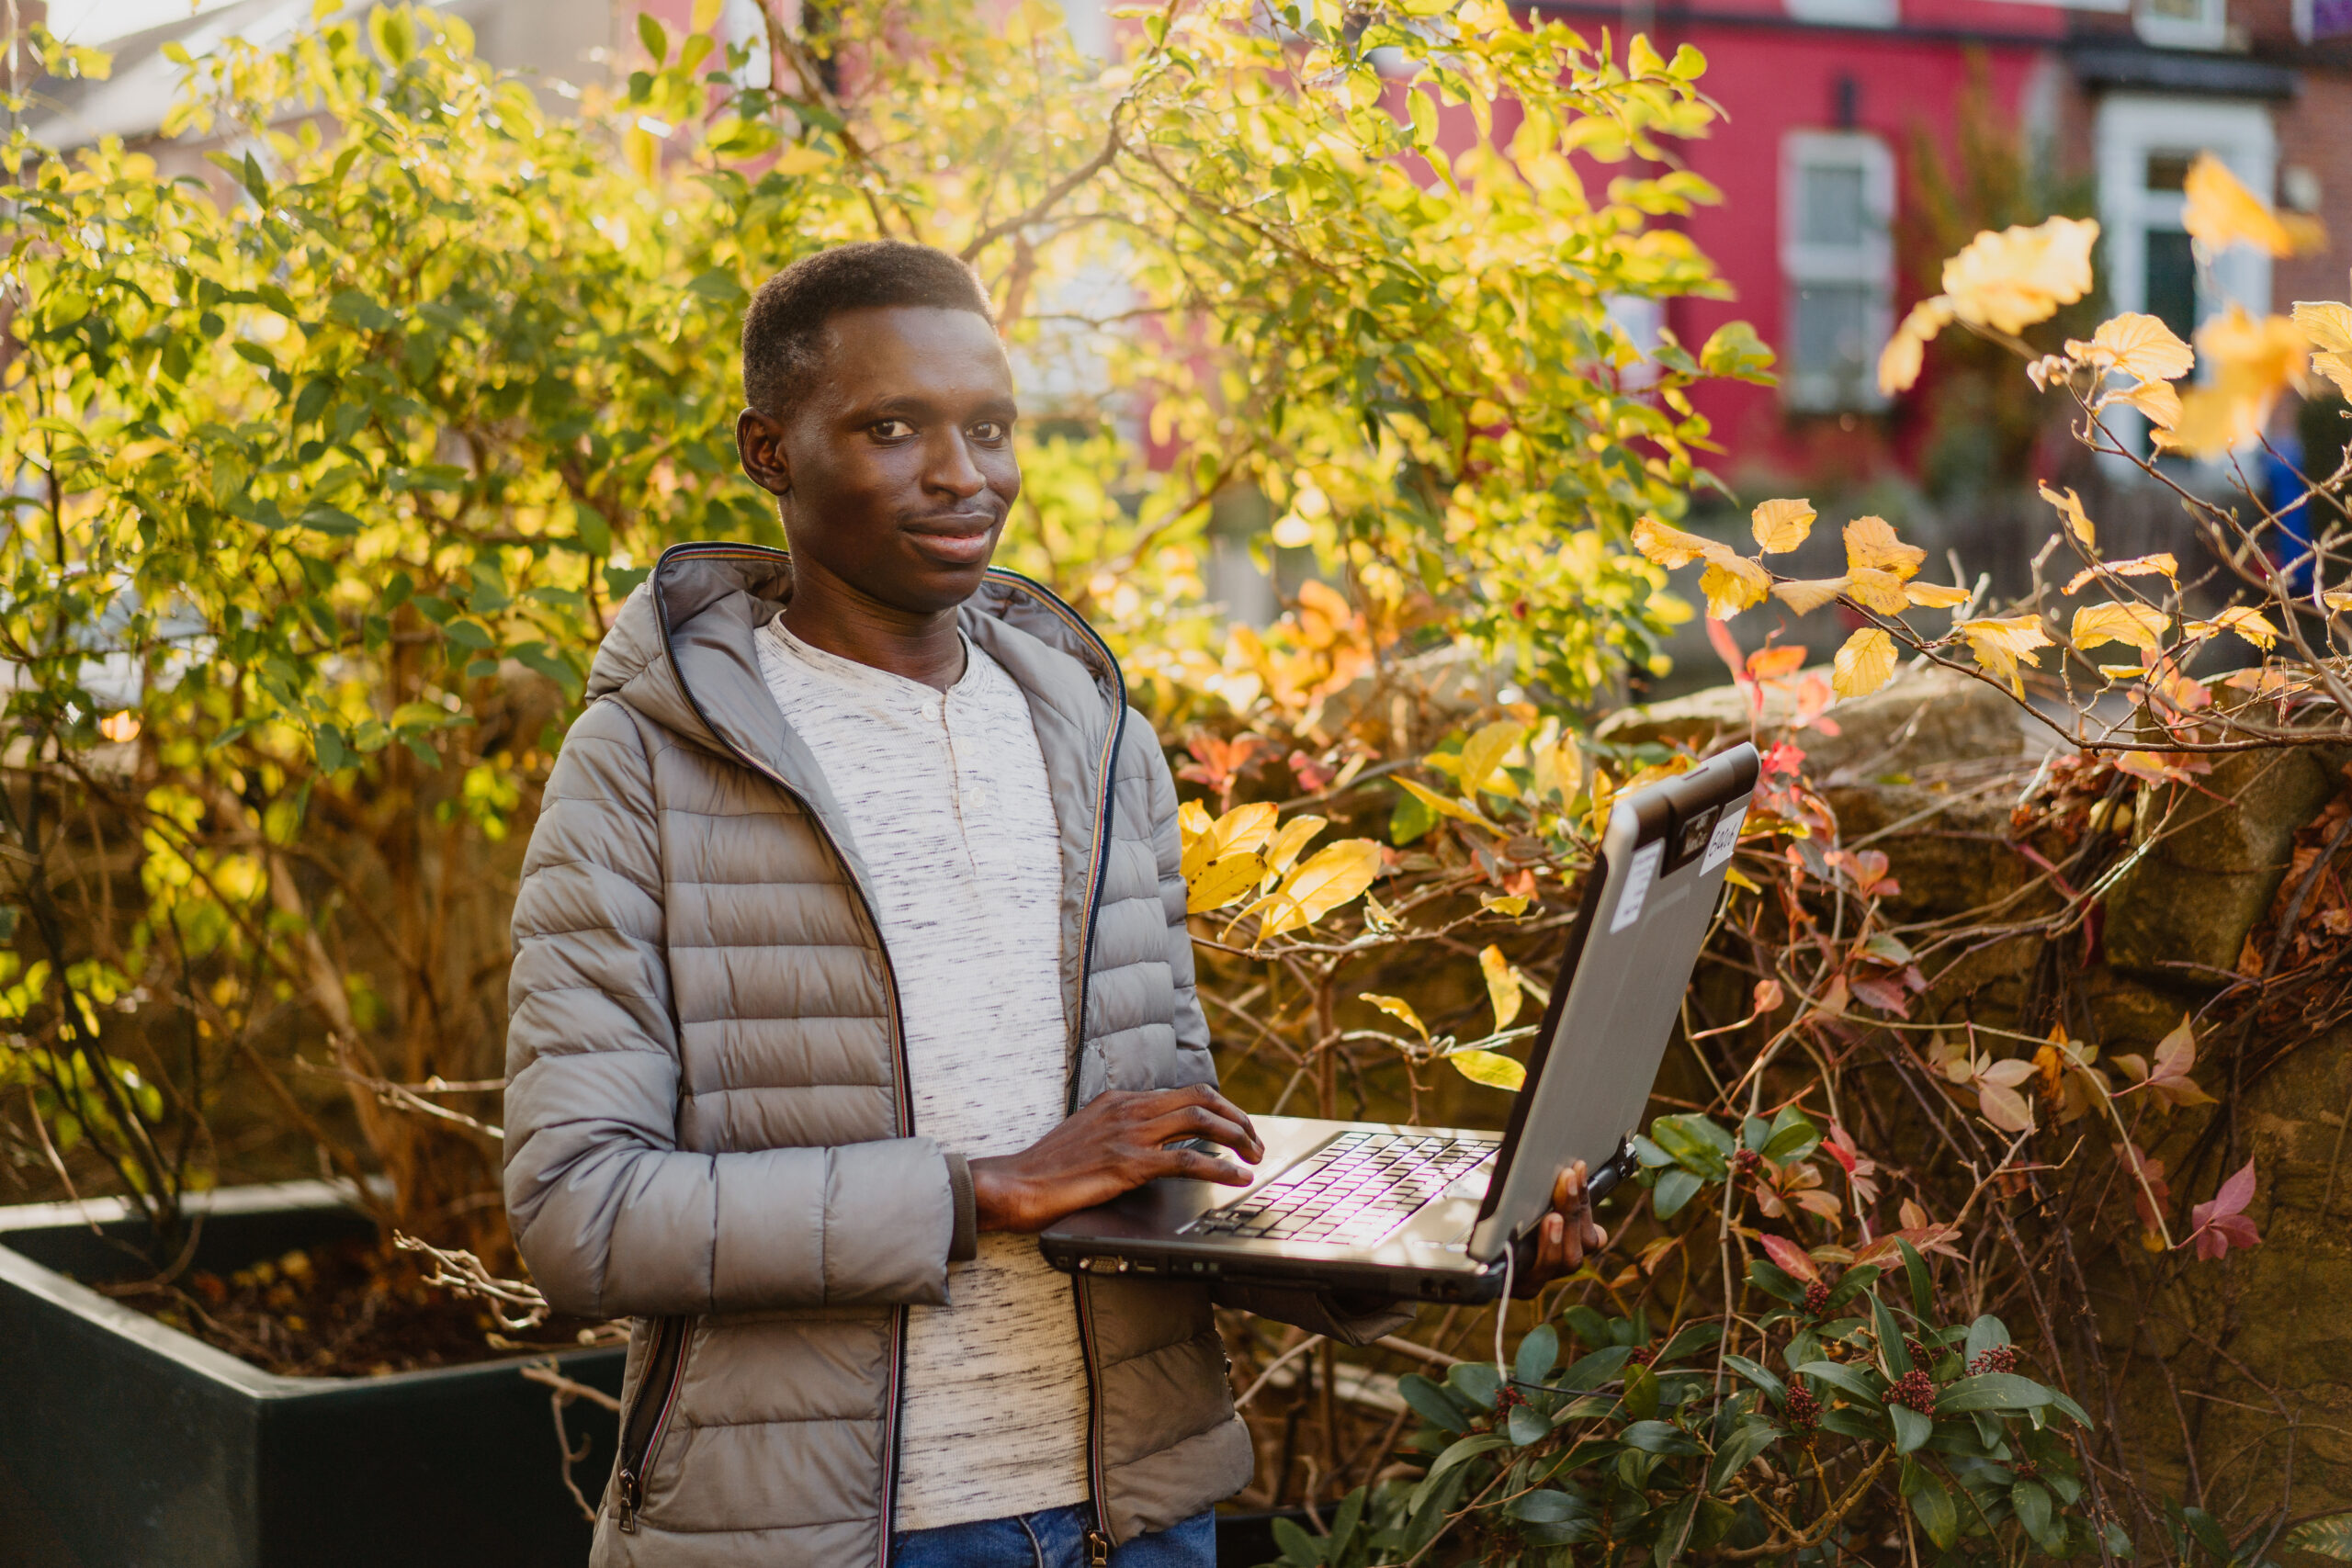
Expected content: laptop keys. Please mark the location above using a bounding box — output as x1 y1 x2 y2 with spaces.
1183 1134 1499 1244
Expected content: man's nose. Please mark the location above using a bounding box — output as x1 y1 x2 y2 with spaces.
924 432 988 501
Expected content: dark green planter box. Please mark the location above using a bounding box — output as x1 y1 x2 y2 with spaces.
0 1181 622 1568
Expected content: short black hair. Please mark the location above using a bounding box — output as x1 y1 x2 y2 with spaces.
741 241 996 418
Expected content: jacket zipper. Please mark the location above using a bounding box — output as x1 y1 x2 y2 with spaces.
644 544 920 1562
615 1315 689 1533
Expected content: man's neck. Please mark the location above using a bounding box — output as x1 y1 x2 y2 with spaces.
780 562 968 692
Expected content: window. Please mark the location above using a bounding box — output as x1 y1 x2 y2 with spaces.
1784 0 1897 28
1781 131 1894 414
2134 0 2228 50
2093 96 2278 460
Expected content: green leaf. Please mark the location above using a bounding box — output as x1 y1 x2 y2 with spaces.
1873 1294 1911 1377
1397 1372 1470 1434
638 11 670 63
686 267 742 300
1622 1360 1660 1420
1622 1419 1702 1456
368 5 415 65
1708 1419 1778 1489
1909 1471 1960 1549
1509 1488 1592 1526
1327 1489 1363 1559
1899 1238 1931 1318
1759 1105 1819 1160
2182 1506 2232 1564
1891 1405 1933 1454
1935 1373 2054 1415
1964 1314 2009 1368
1515 1323 1559 1385
1724 1354 1786 1406
1509 1401 1549 1446
1654 1492 1698 1568
572 503 612 556
1746 1259 1804 1303
1271 1514 1325 1565
2014 1479 2059 1549
441 619 494 651
2104 1519 2138 1559
1824 1264 1882 1310
1409 1432 1509 1512
1446 1359 1500 1410
1654 1167 1702 1219
1792 1360 1884 1410
1556 1343 1634 1393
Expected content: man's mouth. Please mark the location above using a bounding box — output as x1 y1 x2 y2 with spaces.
902 513 998 567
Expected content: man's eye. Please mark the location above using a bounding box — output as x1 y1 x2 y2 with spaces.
870 418 915 441
969 421 1009 443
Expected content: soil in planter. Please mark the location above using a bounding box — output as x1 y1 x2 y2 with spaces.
99 1238 616 1378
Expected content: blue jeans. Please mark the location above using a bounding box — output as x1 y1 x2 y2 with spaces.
893 1504 1215 1567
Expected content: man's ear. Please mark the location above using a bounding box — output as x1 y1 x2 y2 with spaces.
737 407 791 497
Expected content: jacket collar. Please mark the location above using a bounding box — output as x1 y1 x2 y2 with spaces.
587 544 1128 1032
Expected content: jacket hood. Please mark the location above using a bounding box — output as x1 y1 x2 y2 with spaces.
582 542 1128 915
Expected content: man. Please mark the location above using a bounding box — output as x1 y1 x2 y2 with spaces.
503 240 1605 1567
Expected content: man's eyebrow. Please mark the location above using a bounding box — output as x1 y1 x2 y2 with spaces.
848 391 1019 423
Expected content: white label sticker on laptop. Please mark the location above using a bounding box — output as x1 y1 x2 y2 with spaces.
1701 797 1751 873
1610 840 1665 932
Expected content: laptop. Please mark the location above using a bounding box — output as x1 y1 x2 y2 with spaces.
1039 742 1760 1304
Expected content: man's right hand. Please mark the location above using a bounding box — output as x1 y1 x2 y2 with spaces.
970 1085 1264 1234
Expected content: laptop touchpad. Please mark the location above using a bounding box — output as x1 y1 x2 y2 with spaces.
1444 1162 1494 1201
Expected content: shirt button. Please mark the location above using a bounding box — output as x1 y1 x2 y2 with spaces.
964 785 989 808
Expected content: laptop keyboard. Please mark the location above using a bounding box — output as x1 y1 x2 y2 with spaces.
1184 1131 1499 1247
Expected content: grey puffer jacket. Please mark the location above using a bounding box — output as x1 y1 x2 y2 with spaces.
503 545 1407 1566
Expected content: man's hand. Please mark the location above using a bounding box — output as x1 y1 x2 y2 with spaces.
1512 1159 1610 1297
971 1085 1265 1234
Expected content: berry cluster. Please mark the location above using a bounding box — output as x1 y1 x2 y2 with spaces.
2014 1459 2042 1481
1782 1383 1820 1431
1494 1383 1528 1416
1967 1344 2019 1376
1904 1337 1929 1365
1733 1147 1763 1175
1626 1345 1657 1368
1803 1279 1833 1317
1888 1368 1939 1415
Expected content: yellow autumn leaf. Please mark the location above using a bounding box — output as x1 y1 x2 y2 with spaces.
1939 216 2099 334
1178 798 1213 849
1905 581 1971 609
1532 732 1582 802
2069 602 2170 654
1396 774 1498 831
1479 944 1523 1032
1449 1049 1527 1092
1832 627 1897 699
1360 992 1429 1040
1751 498 1816 553
1957 615 2052 695
1263 815 1329 879
2291 301 2352 396
2183 152 2326 258
1773 577 1849 615
624 125 660 183
1632 515 1716 570
1700 552 1772 621
2298 300 2352 353
2109 378 2184 430
2155 305 2312 458
2065 312 2194 383
1878 296 1952 394
1845 567 1911 615
1247 838 1384 937
2039 483 2096 548
1182 801 1279 882
2063 554 2177 594
2186 606 2280 649
1843 515 1926 581
1480 892 1531 917
2324 588 2352 614
1189 852 1268 912
1456 721 1526 798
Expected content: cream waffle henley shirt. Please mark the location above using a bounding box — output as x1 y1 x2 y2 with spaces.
754 619 1092 1534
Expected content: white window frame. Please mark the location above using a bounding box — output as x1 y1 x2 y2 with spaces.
2133 0 2230 50
2093 96 2276 463
1780 130 1896 415
1785 0 1898 26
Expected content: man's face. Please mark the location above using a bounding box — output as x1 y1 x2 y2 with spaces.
737 305 1020 615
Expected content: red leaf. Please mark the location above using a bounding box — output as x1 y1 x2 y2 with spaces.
2185 1159 2262 1261
1758 1234 1819 1282
2207 1157 2257 1220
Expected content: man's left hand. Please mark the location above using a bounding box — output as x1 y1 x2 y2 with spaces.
1512 1158 1608 1297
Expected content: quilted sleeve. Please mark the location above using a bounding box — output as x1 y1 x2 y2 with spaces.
501 698 960 1319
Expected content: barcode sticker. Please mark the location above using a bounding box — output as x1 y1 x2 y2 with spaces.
1701 798 1750 873
1610 840 1665 932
